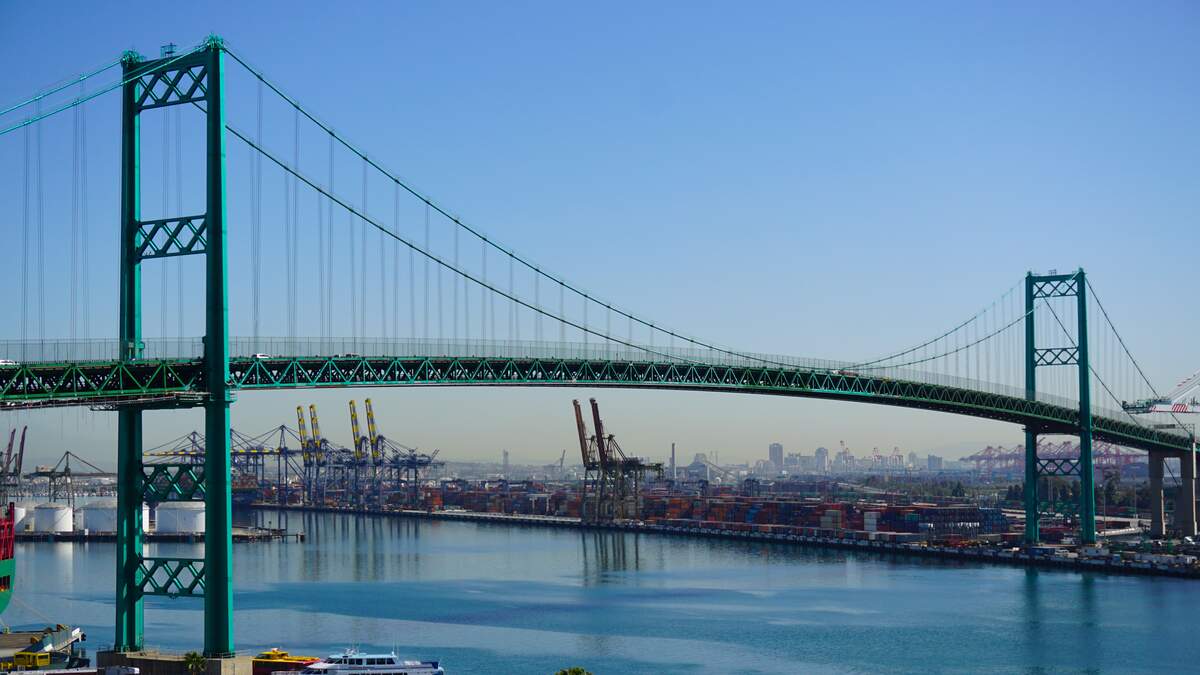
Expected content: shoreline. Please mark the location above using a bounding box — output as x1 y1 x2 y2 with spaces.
248 503 1199 580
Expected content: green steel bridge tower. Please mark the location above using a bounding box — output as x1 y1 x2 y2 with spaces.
1023 270 1096 545
115 37 233 656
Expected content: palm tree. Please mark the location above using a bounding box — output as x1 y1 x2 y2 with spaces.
554 668 592 675
183 651 206 675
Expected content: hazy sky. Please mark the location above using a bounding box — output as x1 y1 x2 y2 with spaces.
1 2 1197 469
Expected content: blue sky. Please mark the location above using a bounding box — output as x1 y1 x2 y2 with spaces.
0 1 1197 468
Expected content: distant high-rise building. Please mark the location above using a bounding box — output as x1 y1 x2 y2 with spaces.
814 447 829 473
769 443 784 470
927 454 944 471
907 451 919 468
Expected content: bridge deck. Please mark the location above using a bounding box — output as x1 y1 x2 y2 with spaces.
0 353 1190 454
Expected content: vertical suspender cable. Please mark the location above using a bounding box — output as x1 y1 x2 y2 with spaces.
437 233 444 344
534 273 540 343
360 158 367 342
424 204 431 341
252 80 263 345
480 239 486 344
79 86 89 341
559 282 565 346
349 160 358 343
70 98 79 344
380 180 387 341
393 183 400 343
317 132 327 341
409 226 416 342
162 107 169 341
175 105 183 340
513 252 518 338
326 133 334 341
488 250 495 344
35 102 44 346
292 108 301 344
284 165 292 345
606 306 612 357
463 229 470 343
453 219 459 342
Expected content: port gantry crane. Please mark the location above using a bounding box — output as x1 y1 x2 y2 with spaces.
296 406 316 504
542 449 567 479
349 400 369 507
573 398 663 523
370 399 443 508
308 404 333 505
26 450 115 507
1123 368 1200 416
1 428 26 501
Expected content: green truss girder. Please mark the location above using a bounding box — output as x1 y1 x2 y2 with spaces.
134 215 208 261
142 463 206 502
1031 276 1079 299
0 355 1191 454
133 59 209 111
1034 348 1079 367
1036 458 1081 476
137 556 205 598
0 360 201 402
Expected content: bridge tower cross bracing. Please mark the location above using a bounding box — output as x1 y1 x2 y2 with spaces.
114 37 235 656
1023 269 1096 545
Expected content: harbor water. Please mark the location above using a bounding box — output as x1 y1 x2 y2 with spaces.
9 508 1196 674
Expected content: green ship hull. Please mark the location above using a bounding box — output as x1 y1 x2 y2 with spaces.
0 555 12 616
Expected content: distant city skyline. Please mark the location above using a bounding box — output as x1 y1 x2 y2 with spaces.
1 2 1196 469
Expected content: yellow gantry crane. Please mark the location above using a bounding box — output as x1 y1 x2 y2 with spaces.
349 400 365 462
296 406 311 465
308 404 326 503
365 398 382 464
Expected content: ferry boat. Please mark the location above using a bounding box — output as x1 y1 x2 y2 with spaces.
300 650 444 675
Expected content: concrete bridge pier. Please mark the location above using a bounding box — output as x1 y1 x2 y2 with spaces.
1149 451 1166 538
1178 449 1196 538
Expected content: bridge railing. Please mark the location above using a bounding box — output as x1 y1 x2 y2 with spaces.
0 338 203 362
0 336 1179 436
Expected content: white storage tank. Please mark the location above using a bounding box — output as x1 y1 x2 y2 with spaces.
78 499 151 533
155 502 205 534
79 500 152 532
34 503 73 533
13 501 38 531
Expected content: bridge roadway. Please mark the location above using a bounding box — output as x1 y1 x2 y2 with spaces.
0 345 1191 455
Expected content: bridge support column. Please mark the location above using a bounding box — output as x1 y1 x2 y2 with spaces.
1149 451 1165 538
1178 449 1196 538
202 40 234 658
115 46 144 653
1075 273 1096 545
114 409 143 651
1023 429 1039 544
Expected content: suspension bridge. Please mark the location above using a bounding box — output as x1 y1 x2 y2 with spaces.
0 37 1195 657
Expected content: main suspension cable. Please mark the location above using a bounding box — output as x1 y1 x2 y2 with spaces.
0 57 120 118
222 46 809 369
0 45 205 137
849 282 1021 370
229 125 711 365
